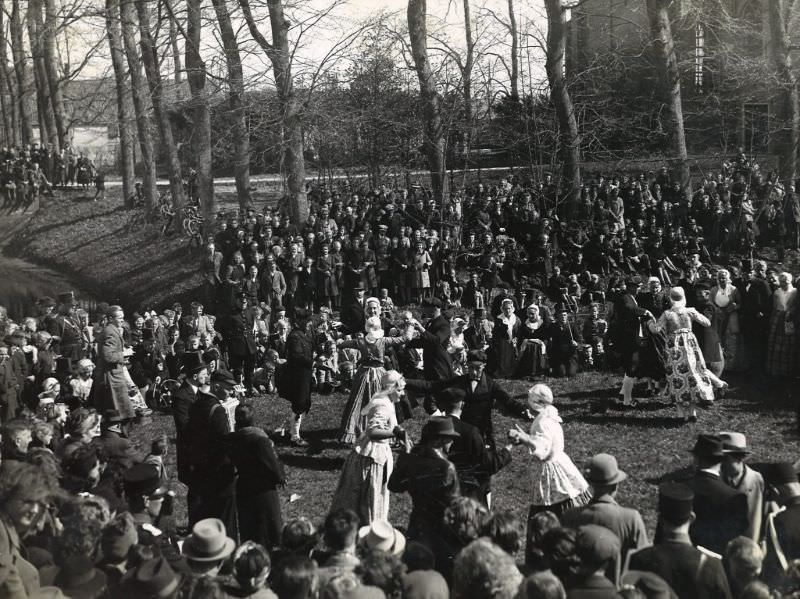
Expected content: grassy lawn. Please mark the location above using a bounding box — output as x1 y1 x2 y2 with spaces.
128 368 796 541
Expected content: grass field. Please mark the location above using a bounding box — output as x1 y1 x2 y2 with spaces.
129 368 796 542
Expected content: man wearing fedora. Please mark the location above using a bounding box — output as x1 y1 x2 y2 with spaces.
562 453 649 570
388 416 460 545
685 433 749 556
184 366 236 534
181 518 236 579
629 482 731 599
719 431 764 541
47 291 84 361
171 352 208 487
761 462 800 589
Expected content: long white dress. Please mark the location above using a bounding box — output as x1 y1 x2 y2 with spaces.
330 394 397 524
525 405 588 508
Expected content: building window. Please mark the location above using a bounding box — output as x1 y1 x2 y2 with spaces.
694 23 705 91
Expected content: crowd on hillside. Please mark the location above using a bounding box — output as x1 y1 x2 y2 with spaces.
1 152 800 598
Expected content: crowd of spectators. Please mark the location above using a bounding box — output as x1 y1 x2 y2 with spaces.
0 152 799 598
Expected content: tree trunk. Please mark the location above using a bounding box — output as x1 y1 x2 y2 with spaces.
27 0 56 145
508 0 519 100
43 0 67 147
166 0 182 83
120 0 157 216
462 0 474 127
768 0 798 186
10 0 33 145
211 0 250 211
239 0 308 225
647 0 691 202
106 0 136 207
407 0 448 202
544 0 580 216
0 6 13 146
136 0 185 223
185 0 214 224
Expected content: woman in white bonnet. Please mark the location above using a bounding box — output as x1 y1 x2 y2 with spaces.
508 384 589 556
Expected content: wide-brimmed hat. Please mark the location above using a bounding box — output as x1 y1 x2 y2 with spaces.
123 464 161 499
420 417 460 440
358 520 406 555
689 434 723 458
181 518 235 562
527 384 554 411
766 462 799 486
180 352 206 375
719 432 752 455
658 482 694 522
585 453 627 486
122 557 181 598
37 296 56 308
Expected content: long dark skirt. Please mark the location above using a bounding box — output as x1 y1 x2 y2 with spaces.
237 488 282 550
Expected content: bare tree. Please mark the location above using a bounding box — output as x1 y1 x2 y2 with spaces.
544 0 580 213
165 0 182 83
0 6 18 145
44 0 67 146
407 0 447 201
239 0 308 224
507 0 519 100
10 0 34 144
105 0 135 206
120 0 158 216
183 0 214 222
137 0 186 222
767 0 798 184
647 0 690 201
211 0 250 210
27 0 57 144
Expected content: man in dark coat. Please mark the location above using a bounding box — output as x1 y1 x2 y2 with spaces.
217 293 257 394
340 286 367 335
610 277 653 407
405 350 529 450
629 482 731 599
226 402 285 550
171 352 207 487
762 462 800 590
438 387 513 506
277 308 315 446
737 259 772 372
47 291 85 361
684 434 749 556
407 297 454 384
184 375 236 534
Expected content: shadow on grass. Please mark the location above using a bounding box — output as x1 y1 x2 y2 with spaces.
280 453 344 472
573 413 687 428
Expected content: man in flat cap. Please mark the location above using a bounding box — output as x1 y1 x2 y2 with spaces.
762 462 800 589
628 482 731 599
685 434 749 556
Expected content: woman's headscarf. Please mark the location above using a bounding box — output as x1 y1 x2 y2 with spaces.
669 286 687 310
365 316 384 342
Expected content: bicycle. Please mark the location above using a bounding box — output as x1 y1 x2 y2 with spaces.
182 204 204 247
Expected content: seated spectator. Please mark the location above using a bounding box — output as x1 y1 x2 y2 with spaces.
271 556 319 599
518 571 567 599
223 541 278 599
316 509 361 586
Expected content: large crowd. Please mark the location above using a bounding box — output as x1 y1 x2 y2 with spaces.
1 150 800 598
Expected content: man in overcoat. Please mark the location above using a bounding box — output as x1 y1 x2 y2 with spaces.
217 293 257 394
610 277 653 407
171 352 207 487
95 305 135 420
47 291 84 361
277 308 315 446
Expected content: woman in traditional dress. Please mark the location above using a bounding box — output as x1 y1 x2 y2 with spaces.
766 271 797 377
507 384 589 560
411 240 433 304
488 298 521 378
330 370 408 525
710 268 745 372
650 286 727 422
516 304 548 379
337 316 411 445
446 317 469 376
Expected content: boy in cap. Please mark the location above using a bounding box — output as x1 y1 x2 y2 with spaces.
628 482 731 599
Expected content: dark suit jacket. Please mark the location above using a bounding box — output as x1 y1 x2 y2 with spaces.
687 470 749 556
407 314 454 381
763 497 800 588
628 536 731 599
185 391 235 494
171 382 198 484
226 426 285 495
406 373 524 449
218 310 257 357
446 415 511 502
566 574 618 599
279 328 314 413
611 292 648 355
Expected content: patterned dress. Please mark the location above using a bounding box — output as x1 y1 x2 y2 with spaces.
330 394 397 525
766 286 797 377
654 307 715 409
337 336 406 444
